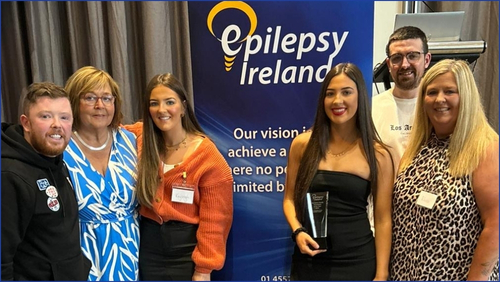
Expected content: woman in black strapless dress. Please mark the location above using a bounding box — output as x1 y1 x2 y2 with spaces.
283 63 394 281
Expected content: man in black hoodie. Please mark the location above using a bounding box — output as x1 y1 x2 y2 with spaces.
1 82 91 280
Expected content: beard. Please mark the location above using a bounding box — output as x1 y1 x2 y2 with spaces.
30 131 69 157
393 68 421 91
394 76 420 90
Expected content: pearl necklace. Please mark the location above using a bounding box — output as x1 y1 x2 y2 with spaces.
73 131 110 151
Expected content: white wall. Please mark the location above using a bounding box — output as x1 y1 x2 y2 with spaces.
372 1 402 96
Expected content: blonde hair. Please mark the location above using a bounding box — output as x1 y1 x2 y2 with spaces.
400 59 498 177
65 66 123 130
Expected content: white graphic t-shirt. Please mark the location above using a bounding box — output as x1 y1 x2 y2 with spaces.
372 88 417 169
368 89 417 235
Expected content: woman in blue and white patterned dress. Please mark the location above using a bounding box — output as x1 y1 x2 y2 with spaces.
63 66 139 281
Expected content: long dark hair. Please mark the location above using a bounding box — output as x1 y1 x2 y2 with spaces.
136 73 205 208
293 63 386 221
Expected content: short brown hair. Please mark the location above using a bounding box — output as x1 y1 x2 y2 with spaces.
386 26 429 56
22 82 69 116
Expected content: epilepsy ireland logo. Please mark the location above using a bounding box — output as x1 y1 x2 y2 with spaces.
207 1 257 72
206 1 349 85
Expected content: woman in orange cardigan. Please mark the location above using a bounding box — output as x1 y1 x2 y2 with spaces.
124 73 233 281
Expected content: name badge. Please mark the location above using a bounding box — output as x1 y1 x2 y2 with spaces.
416 191 438 209
172 184 195 204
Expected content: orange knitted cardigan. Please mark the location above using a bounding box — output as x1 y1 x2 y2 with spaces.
124 122 233 274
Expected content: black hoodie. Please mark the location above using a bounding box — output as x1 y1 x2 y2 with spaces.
1 123 90 280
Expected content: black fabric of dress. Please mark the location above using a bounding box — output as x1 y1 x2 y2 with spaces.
291 170 375 281
139 217 198 281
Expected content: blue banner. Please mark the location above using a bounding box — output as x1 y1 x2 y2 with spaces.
188 2 374 280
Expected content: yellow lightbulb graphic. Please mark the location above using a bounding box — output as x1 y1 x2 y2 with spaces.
207 1 257 72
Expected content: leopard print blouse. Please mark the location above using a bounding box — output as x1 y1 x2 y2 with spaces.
390 133 498 281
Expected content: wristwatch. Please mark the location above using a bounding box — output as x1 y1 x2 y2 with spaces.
291 227 308 242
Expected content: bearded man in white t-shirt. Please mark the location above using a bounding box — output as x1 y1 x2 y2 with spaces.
372 26 432 169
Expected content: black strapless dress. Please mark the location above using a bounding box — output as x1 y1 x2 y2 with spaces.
291 170 375 281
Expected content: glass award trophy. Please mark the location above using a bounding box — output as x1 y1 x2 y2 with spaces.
306 191 328 250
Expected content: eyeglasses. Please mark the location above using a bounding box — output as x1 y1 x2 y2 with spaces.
81 94 115 106
388 51 423 65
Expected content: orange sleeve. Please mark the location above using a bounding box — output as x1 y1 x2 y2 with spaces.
192 142 234 273
122 122 143 156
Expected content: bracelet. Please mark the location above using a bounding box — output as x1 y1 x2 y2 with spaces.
291 227 308 242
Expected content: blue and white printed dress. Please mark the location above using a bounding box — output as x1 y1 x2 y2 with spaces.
64 128 139 281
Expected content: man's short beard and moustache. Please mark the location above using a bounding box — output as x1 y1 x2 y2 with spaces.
30 132 68 157
394 69 421 91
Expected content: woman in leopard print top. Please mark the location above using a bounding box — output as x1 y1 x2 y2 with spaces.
391 59 498 280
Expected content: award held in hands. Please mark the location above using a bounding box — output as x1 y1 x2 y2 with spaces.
306 191 329 250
